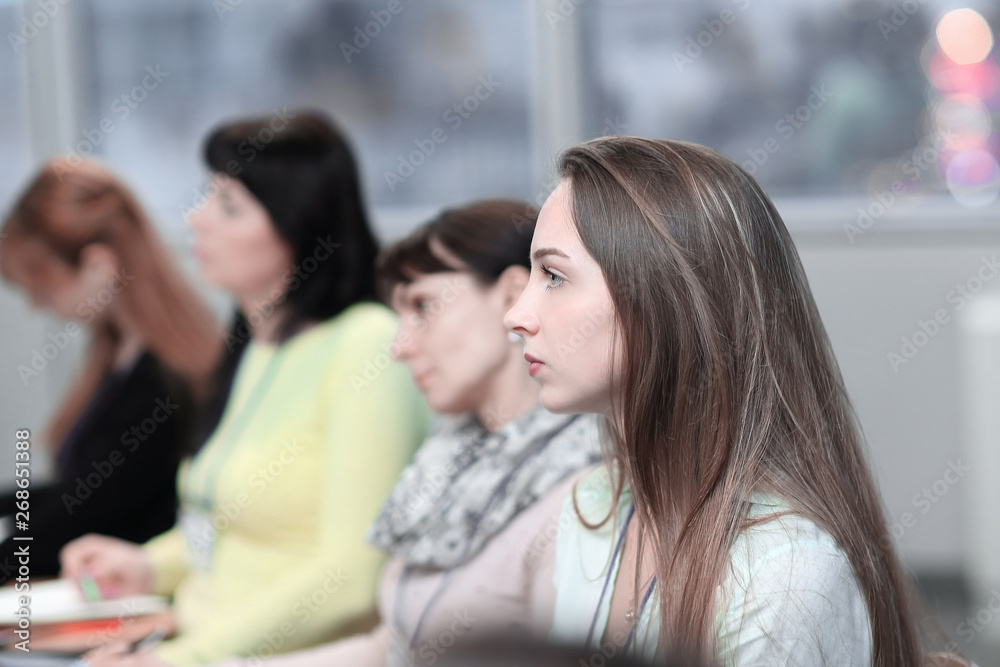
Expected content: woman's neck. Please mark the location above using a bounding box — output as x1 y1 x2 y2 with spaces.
237 277 294 343
237 296 292 344
108 306 144 370
112 332 143 370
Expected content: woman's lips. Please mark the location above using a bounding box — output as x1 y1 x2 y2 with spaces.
524 353 543 377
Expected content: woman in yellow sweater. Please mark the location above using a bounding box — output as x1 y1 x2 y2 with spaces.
60 112 427 664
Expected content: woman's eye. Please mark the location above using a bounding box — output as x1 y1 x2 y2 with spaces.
543 268 564 289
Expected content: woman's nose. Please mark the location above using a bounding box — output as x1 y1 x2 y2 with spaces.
188 207 206 231
389 324 416 361
503 293 538 337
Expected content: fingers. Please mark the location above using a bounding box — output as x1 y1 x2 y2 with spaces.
83 640 131 666
60 534 107 579
89 640 131 657
60 535 138 597
83 642 165 667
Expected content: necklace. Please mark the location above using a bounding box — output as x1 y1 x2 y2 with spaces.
587 502 658 655
624 572 657 625
622 575 657 654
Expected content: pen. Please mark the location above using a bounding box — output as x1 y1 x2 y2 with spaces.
77 572 103 603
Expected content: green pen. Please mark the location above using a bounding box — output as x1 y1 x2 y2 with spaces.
78 573 103 602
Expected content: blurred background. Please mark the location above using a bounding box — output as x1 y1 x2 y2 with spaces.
1 0 1000 660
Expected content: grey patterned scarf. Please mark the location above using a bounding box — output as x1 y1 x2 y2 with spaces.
367 404 602 568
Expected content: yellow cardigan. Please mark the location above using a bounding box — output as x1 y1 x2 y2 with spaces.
143 302 427 664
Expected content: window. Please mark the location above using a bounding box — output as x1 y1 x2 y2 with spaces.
577 0 1000 207
70 0 533 242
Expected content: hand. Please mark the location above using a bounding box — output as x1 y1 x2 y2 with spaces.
60 534 154 598
79 641 169 667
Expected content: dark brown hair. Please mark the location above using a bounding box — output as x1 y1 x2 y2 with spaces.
204 110 379 340
1 158 221 449
559 137 927 664
190 111 380 453
376 199 537 300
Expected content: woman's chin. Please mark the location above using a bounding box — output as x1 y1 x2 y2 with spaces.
538 387 579 415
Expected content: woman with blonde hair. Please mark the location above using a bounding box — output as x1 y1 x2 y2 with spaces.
0 157 221 578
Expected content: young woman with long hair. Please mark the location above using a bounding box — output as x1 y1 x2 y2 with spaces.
0 157 220 578
504 137 964 665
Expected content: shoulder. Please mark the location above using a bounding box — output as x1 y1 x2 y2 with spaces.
559 463 625 526
306 301 398 351
518 466 598 561
284 302 400 377
717 498 873 665
547 464 629 647
93 352 189 426
553 463 630 580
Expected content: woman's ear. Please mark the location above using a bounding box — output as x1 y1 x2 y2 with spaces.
497 265 529 308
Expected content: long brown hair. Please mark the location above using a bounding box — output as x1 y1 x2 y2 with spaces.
1 158 221 450
560 137 924 664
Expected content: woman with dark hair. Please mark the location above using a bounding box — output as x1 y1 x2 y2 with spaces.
0 157 220 579
82 200 603 667
504 137 966 665
61 112 427 665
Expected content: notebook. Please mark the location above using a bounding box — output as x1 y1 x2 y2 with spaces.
0 580 167 626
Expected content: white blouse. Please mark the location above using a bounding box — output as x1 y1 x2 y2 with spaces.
550 466 873 666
